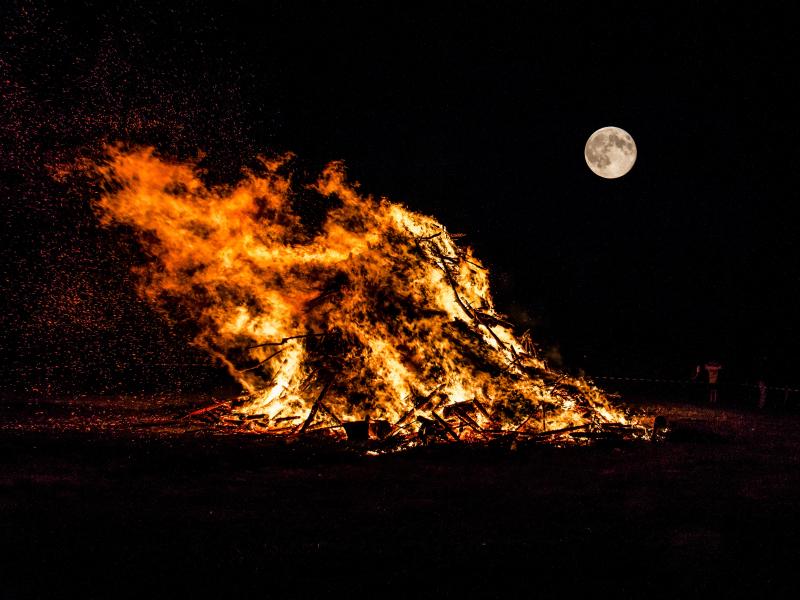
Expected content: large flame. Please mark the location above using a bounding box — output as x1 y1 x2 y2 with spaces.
94 146 627 438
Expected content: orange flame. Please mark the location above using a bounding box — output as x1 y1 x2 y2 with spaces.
94 146 627 438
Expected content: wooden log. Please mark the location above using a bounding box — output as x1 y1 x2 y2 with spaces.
454 407 482 432
514 415 532 432
431 411 461 442
185 400 231 418
472 397 492 421
273 415 301 423
298 378 334 434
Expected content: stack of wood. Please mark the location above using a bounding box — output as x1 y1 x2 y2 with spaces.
186 394 647 447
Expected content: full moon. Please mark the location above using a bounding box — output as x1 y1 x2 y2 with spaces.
584 126 637 179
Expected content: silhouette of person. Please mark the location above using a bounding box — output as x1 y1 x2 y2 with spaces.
704 360 722 403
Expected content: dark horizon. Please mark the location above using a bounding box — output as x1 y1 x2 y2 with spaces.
2 1 799 392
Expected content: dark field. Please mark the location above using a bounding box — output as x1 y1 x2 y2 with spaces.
2 394 799 598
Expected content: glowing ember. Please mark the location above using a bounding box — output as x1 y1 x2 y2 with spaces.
94 146 630 441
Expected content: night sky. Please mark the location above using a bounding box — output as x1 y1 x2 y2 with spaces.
2 1 799 391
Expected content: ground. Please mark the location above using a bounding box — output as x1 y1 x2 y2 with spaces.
1 393 799 597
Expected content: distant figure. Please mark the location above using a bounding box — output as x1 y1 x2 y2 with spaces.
757 379 768 410
704 361 722 403
691 364 705 403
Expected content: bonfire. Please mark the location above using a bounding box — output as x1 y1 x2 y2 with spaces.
94 146 636 444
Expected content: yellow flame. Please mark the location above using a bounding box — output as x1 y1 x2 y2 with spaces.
94 145 627 435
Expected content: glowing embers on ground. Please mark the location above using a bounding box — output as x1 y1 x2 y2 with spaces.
95 145 636 444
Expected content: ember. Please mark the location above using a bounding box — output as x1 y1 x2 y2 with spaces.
94 146 635 443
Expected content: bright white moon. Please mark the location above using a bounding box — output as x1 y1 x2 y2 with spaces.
584 126 637 179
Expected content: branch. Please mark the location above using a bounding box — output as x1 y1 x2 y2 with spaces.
238 347 287 372
298 377 334 434
247 332 329 350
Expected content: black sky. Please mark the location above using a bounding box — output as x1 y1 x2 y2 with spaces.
2 1 799 389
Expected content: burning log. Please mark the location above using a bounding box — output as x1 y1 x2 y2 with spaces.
186 400 232 418
238 347 286 372
431 411 461 442
472 396 492 420
298 378 334 434
453 408 483 433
